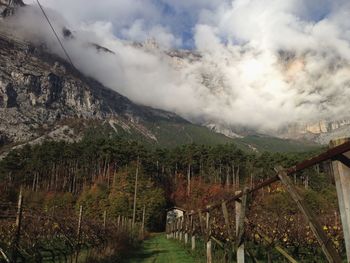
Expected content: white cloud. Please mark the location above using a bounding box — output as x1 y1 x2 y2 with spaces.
16 0 350 131
121 20 182 48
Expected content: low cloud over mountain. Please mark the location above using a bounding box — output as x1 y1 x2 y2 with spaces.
7 0 350 133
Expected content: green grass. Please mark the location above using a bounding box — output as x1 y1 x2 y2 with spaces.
84 120 321 153
125 234 201 263
127 121 321 152
233 135 320 153
146 122 233 148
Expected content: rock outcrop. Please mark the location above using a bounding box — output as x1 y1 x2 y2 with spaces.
0 26 187 148
0 0 24 18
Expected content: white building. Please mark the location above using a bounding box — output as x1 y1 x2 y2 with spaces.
166 206 186 224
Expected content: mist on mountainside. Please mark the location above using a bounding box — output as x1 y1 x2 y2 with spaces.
4 0 350 133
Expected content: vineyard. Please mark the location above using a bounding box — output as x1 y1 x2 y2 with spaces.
166 139 350 263
0 136 349 262
0 191 143 262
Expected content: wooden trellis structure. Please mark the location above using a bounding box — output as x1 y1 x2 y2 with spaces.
0 193 144 263
166 139 350 263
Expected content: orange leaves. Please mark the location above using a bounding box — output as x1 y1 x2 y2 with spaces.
171 176 232 210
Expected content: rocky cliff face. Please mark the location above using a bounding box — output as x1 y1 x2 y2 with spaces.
162 48 350 144
0 4 346 150
0 27 187 149
0 0 24 18
277 120 350 144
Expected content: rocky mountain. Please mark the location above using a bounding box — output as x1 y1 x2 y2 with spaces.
0 10 239 152
0 2 322 154
0 27 318 154
0 0 24 17
161 44 350 145
276 120 350 145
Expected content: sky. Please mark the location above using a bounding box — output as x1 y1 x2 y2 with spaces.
15 0 350 131
23 0 229 48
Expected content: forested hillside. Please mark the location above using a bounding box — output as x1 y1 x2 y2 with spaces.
0 132 346 261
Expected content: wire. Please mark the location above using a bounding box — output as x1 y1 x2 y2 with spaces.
35 0 75 67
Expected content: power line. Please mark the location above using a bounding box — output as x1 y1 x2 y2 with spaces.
35 0 74 67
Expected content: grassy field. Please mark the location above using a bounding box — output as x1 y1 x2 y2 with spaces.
233 135 321 153
124 234 201 263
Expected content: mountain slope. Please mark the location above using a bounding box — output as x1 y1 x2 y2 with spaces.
0 4 321 153
0 24 239 152
233 135 320 153
0 29 321 154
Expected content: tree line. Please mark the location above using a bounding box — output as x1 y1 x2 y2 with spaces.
0 134 329 229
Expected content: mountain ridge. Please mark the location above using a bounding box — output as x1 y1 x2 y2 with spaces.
0 4 322 154
0 23 241 153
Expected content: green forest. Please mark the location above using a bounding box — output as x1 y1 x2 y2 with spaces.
0 132 346 262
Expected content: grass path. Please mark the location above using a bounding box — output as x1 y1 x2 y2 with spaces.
125 234 200 263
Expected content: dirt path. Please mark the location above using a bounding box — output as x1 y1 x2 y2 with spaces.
126 234 200 263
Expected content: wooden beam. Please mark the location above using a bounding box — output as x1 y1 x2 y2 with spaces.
222 201 234 261
222 201 234 241
277 168 342 263
236 190 247 263
258 232 298 263
333 154 350 168
236 188 248 246
330 139 350 263
206 210 212 263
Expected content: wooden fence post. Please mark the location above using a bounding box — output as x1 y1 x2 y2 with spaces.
190 213 196 250
173 219 176 239
198 211 205 236
167 222 170 238
179 216 183 241
175 218 179 239
222 201 234 261
184 213 189 244
206 208 212 263
330 138 350 263
235 190 247 263
12 188 23 263
169 222 172 238
277 167 342 263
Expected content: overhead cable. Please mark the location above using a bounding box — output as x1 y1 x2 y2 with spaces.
36 0 74 67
